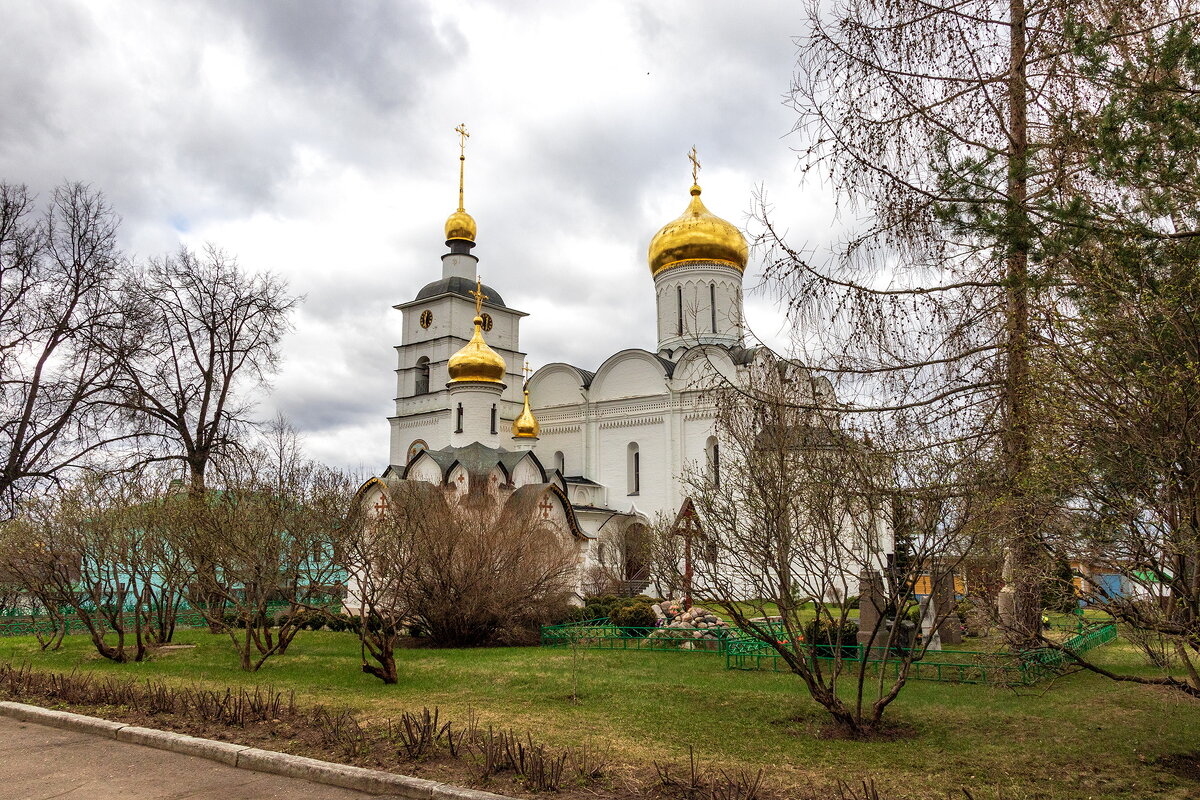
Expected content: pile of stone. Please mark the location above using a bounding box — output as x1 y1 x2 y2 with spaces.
647 602 732 650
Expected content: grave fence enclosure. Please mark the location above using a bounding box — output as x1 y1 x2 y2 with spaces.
540 617 1119 686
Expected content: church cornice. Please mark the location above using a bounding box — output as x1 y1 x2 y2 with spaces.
540 424 582 435
599 416 664 430
394 294 529 318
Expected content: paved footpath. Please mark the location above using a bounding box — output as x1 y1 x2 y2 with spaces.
0 715 385 799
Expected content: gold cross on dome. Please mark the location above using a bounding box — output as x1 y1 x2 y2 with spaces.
455 124 470 211
524 360 533 381
455 123 470 157
469 276 488 315
688 145 700 184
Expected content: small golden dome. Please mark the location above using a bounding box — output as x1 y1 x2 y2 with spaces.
445 209 477 242
647 183 748 276
447 316 506 383
512 390 539 438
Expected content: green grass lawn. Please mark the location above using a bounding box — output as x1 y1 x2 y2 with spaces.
1 629 1197 799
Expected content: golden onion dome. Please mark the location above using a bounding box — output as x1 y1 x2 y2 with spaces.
512 389 539 438
647 183 748 276
445 208 477 242
447 316 506 383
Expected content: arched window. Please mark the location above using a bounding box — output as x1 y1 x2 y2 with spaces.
455 403 463 433
554 451 565 474
710 283 717 332
676 285 683 336
627 442 640 495
415 356 430 395
490 404 497 435
705 436 720 487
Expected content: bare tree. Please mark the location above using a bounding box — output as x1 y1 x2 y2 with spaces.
184 422 357 672
689 364 975 736
343 482 429 684
1030 11 1200 696
773 0 1169 648
114 245 298 626
115 244 299 493
0 510 74 651
0 182 129 517
0 471 166 663
400 491 576 648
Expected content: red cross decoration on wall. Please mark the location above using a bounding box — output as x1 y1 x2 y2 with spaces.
373 495 390 515
538 497 554 519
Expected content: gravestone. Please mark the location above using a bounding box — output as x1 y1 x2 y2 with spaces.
857 568 886 654
918 595 942 650
933 563 963 645
997 548 1018 630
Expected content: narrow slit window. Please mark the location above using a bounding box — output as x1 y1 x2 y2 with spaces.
710 283 717 332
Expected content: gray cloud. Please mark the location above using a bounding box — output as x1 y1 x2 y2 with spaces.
1 0 823 472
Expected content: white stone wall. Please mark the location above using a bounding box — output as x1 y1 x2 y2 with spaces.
388 256 527 464
653 261 744 355
529 347 740 523
447 383 506 449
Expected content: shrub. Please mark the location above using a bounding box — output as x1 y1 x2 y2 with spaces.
610 602 657 633
579 594 661 623
802 617 859 659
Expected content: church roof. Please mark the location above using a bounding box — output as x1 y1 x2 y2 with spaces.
401 441 544 483
727 345 762 365
563 475 602 486
415 276 506 307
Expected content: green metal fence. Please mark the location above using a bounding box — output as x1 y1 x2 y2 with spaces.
724 637 1032 684
725 622 1119 685
540 619 737 653
0 602 299 638
541 616 1119 686
1018 622 1119 682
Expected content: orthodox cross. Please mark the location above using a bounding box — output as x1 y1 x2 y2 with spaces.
468 276 488 316
455 123 470 211
538 497 554 519
672 498 701 609
523 360 533 384
688 145 700 184
372 495 390 515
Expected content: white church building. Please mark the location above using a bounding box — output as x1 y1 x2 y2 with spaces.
357 142 891 599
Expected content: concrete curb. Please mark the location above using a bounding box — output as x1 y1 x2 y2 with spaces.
0 700 513 800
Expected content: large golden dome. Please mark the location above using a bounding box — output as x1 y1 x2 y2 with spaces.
445 209 477 242
647 183 747 276
512 389 539 438
447 316 506 383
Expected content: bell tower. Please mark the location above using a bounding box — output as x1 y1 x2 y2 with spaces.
388 125 527 464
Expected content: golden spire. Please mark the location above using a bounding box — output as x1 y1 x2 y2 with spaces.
447 275 506 384
455 122 469 212
512 388 539 438
444 123 477 242
646 149 748 276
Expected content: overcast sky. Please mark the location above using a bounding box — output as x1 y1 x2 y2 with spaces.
1 1 838 473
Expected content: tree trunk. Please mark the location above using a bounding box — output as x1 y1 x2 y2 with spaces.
1001 0 1043 649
